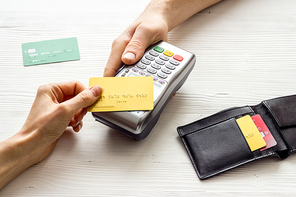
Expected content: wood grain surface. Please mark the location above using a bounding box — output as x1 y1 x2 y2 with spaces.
1 0 296 196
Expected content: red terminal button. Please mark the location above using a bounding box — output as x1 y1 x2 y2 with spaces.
173 54 183 62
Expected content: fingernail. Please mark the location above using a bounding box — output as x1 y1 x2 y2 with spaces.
75 121 80 127
123 52 136 60
90 85 102 97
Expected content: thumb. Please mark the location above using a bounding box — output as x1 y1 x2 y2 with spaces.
65 85 102 113
122 27 153 65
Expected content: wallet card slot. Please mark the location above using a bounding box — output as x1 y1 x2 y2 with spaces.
251 103 289 158
178 106 254 137
181 118 254 179
262 95 296 153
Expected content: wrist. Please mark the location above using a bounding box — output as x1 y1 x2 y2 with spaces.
141 0 173 31
0 132 35 189
0 127 55 189
145 0 222 31
16 127 55 164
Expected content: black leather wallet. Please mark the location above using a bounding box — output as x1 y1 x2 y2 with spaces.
177 94 296 179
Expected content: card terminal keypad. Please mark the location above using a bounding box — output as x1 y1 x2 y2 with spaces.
121 45 184 83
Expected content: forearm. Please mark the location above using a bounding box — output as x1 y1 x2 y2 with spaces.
0 132 39 189
143 0 222 31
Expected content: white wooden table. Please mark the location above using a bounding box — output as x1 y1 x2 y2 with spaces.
1 0 296 196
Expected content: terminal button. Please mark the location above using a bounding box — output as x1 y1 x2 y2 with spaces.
132 68 139 72
169 59 180 66
149 50 159 57
161 68 172 74
165 64 176 70
173 54 183 62
151 63 161 70
159 55 169 61
145 54 155 61
163 50 174 57
153 46 164 53
139 71 146 75
137 63 147 69
141 59 151 65
155 59 165 65
147 67 157 74
158 80 165 85
157 72 168 79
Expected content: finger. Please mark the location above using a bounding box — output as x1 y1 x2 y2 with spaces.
69 108 87 128
171 91 177 99
103 40 125 77
63 85 102 114
104 27 136 77
121 24 156 65
54 81 87 103
73 121 83 133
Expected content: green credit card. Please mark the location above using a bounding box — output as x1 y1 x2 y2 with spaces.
22 37 80 66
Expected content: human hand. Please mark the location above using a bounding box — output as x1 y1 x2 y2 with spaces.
103 10 169 77
21 81 102 163
0 81 102 189
103 0 222 77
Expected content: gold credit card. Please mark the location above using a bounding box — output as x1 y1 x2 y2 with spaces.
88 77 154 112
236 115 266 151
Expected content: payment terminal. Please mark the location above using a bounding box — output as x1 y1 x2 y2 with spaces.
92 41 196 140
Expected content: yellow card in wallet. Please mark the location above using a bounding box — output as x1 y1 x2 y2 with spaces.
88 77 154 112
236 115 266 151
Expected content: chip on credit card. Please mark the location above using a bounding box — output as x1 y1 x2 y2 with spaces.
251 114 277 151
88 77 154 112
236 115 266 151
22 37 80 66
